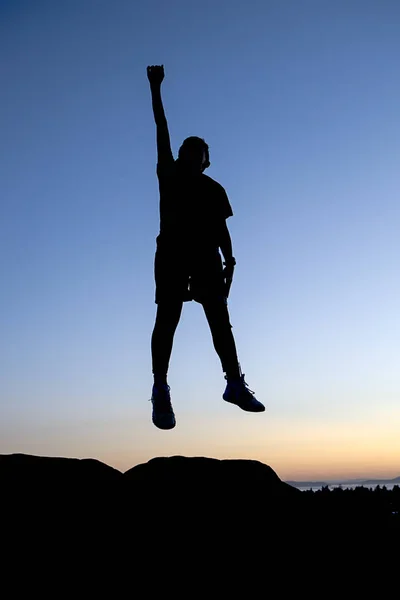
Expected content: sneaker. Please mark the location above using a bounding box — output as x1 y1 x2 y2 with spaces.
151 383 176 430
223 375 265 413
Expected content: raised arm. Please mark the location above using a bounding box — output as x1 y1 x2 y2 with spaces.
147 65 174 167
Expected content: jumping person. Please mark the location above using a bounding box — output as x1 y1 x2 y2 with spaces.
147 64 265 429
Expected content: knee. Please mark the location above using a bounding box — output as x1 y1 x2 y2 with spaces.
155 301 183 330
204 301 233 332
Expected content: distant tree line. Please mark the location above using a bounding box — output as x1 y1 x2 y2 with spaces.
299 484 400 531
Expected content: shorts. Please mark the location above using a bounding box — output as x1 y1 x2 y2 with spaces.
154 244 225 304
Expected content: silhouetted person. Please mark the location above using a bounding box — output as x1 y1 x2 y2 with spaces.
147 65 265 429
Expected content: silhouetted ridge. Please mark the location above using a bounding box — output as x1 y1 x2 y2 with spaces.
0 452 122 487
125 455 298 500
1 453 398 539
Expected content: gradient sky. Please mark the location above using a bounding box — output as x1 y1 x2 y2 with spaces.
1 0 400 480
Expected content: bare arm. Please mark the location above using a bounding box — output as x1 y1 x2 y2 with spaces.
219 221 236 298
219 221 234 264
147 65 174 166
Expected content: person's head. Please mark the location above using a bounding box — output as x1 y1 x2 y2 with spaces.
177 136 210 174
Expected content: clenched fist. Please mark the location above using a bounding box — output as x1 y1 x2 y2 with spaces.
147 65 165 85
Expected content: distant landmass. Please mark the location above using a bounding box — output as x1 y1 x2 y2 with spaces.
360 476 400 485
286 475 400 488
286 480 329 488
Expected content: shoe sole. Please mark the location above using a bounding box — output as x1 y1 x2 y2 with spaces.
152 417 176 430
223 397 265 413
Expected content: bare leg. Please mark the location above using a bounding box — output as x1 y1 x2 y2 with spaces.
202 298 241 380
151 300 184 383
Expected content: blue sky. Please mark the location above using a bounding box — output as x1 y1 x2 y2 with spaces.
1 0 400 479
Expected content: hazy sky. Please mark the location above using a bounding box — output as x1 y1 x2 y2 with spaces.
1 0 400 479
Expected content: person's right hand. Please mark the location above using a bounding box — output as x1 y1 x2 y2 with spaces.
223 262 235 298
147 65 165 85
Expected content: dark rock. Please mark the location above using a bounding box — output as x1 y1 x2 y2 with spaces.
0 452 122 486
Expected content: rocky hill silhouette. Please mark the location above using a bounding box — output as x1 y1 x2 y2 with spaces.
0 452 296 495
1 452 397 587
124 455 299 501
1 453 299 529
2 452 398 533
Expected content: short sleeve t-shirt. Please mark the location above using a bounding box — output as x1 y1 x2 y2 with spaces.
156 160 233 256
